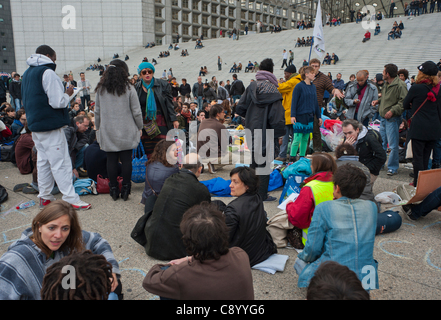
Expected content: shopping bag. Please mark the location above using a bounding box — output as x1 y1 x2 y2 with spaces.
131 143 148 183
279 174 309 204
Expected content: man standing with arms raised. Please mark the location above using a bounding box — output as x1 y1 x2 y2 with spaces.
21 45 91 210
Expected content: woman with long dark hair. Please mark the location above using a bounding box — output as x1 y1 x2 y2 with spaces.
134 62 179 158
95 59 143 201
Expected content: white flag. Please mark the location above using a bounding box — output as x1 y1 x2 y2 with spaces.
312 0 325 58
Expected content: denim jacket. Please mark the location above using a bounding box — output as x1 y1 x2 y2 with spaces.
297 197 379 290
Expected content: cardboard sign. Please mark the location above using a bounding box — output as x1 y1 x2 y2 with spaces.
406 169 441 206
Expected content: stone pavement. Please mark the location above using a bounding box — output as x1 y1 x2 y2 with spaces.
1 154 441 300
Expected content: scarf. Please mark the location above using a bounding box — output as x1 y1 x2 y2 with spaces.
419 79 440 102
141 78 157 121
356 80 367 95
255 70 279 87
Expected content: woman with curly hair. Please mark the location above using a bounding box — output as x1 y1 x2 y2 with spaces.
0 200 121 300
403 61 441 187
94 59 143 201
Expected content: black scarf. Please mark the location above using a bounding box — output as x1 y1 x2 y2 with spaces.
356 81 367 95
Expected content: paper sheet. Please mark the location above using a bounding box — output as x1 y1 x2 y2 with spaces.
277 193 299 210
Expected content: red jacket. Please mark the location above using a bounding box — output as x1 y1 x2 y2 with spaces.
364 31 371 39
286 171 334 229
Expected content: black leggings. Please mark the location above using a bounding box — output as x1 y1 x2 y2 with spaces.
106 150 132 186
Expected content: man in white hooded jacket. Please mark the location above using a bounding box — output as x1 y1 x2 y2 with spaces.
21 45 91 210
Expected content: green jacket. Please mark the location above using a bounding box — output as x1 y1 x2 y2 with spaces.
378 76 408 117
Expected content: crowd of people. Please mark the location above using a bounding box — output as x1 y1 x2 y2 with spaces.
0 24 441 301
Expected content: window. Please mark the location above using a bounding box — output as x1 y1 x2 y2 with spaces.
182 12 189 22
155 7 162 17
182 25 189 35
172 0 179 6
182 0 189 8
155 22 163 32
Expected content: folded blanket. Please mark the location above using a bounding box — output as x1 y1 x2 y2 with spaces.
252 254 289 274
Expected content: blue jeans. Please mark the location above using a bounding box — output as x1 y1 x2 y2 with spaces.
14 98 22 111
432 138 441 165
380 116 401 172
232 95 242 103
278 125 293 159
197 96 203 110
75 144 88 169
388 33 395 40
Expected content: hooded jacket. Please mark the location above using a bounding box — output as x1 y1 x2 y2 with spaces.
346 126 386 176
286 171 334 229
236 80 285 155
277 73 302 125
21 54 70 132
0 228 120 300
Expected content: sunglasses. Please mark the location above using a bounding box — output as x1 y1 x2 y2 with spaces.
141 69 154 75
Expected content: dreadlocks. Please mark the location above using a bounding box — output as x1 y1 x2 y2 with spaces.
41 250 113 300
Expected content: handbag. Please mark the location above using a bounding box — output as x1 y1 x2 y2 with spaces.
96 175 123 194
131 142 148 183
143 119 161 139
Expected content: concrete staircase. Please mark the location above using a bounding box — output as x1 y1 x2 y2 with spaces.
69 12 441 93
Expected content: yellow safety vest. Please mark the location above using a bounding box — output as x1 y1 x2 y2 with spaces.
302 179 334 245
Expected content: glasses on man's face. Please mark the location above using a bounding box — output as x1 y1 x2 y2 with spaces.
141 69 154 75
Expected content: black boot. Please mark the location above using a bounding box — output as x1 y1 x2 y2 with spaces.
109 183 120 201
120 183 131 201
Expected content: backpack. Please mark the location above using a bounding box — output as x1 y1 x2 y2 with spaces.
73 178 97 196
368 128 383 145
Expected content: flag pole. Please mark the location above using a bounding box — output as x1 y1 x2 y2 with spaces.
308 37 314 64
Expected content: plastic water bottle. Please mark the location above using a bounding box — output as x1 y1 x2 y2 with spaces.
16 200 36 210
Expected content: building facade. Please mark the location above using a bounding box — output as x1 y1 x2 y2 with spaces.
2 0 407 75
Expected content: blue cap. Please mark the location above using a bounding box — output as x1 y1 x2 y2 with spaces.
138 62 155 74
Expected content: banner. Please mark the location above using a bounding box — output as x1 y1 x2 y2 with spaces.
312 0 325 58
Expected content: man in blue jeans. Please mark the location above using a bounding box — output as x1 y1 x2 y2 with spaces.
371 64 407 176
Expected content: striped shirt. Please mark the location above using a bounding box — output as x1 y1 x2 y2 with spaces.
313 71 335 107
0 228 119 300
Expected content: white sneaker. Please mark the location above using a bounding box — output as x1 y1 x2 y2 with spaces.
71 200 91 210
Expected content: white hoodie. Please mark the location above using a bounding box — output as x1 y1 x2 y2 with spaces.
26 54 70 110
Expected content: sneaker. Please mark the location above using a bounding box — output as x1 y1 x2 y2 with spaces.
275 157 286 162
263 195 277 202
387 169 397 176
78 167 88 178
402 204 418 221
71 200 91 210
207 162 216 174
39 198 52 209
